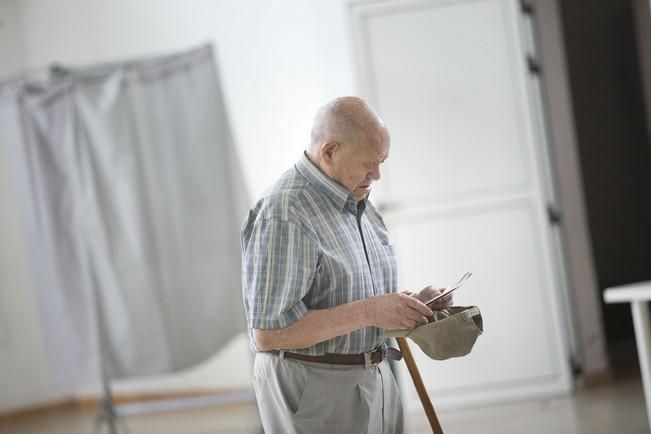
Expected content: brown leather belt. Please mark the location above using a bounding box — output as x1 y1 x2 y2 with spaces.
270 347 386 366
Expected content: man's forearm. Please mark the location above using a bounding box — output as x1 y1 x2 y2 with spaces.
253 299 371 352
252 291 432 352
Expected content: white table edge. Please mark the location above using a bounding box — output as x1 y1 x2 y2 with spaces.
603 280 651 431
604 281 651 303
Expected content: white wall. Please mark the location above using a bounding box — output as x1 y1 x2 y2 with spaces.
0 0 67 412
0 0 356 412
16 0 357 198
0 0 24 78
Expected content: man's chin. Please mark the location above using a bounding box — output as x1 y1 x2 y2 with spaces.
353 190 371 200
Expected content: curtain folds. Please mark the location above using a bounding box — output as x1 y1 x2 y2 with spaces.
0 45 247 385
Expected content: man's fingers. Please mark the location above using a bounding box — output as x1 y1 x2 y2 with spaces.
401 316 424 329
430 293 454 309
406 296 433 317
401 300 432 328
403 307 429 323
376 293 434 329
400 319 414 329
419 286 445 298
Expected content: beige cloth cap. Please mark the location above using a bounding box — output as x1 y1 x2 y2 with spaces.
382 306 483 360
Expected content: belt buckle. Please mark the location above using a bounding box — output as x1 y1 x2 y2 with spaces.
363 352 372 368
364 347 385 369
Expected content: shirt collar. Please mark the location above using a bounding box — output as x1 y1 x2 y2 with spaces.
295 152 364 214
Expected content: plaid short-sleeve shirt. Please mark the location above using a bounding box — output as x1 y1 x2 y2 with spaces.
241 153 398 355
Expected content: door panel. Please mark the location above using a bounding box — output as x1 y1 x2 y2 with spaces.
393 202 558 391
365 0 530 202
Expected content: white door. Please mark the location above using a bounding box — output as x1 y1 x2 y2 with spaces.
350 0 572 409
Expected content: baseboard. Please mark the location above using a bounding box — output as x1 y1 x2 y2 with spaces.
583 371 613 387
0 397 80 423
0 388 251 422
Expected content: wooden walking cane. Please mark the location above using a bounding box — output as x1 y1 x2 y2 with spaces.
396 337 444 434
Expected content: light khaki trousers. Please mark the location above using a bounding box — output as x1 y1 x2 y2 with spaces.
253 352 404 434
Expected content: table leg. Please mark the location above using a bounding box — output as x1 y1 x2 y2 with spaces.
631 301 651 430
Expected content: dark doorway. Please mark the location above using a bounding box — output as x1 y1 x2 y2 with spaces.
559 0 651 378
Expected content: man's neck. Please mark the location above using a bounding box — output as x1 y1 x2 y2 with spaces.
305 150 330 178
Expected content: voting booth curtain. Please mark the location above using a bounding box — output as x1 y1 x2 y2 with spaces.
0 45 247 386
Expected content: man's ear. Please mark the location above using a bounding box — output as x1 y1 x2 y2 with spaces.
320 141 339 166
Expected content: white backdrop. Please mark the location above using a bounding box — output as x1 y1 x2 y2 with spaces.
0 45 248 385
0 0 357 411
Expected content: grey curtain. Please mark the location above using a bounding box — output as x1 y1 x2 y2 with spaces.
0 45 248 386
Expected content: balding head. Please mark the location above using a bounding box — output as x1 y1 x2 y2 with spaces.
309 96 388 156
306 97 390 200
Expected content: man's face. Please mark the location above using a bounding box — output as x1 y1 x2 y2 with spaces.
328 133 390 201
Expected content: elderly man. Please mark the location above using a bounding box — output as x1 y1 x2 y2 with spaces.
241 96 452 434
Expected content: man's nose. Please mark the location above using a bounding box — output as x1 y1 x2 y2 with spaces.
370 165 381 181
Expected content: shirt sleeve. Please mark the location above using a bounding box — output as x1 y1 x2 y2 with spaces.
242 217 319 330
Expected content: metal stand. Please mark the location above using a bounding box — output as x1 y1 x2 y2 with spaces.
89 276 256 433
93 363 132 434
91 267 130 434
94 369 125 434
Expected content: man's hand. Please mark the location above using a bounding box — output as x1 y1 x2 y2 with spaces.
413 285 454 310
367 293 433 330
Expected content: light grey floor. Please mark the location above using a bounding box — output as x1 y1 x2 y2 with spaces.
422 379 649 434
1 378 648 434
